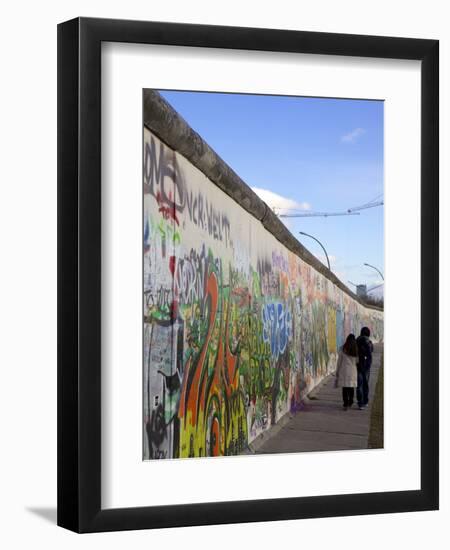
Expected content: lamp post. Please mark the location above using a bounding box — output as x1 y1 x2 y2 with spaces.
363 262 384 281
299 231 331 271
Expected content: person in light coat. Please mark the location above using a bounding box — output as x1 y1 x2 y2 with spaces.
334 333 358 410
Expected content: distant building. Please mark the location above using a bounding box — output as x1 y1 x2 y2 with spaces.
356 284 367 298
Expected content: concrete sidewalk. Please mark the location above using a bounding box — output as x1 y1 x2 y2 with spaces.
249 343 383 455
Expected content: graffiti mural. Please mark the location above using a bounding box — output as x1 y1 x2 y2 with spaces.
143 127 384 460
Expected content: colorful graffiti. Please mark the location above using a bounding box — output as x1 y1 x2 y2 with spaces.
143 127 384 460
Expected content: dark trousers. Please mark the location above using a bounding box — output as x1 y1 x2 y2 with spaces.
357 368 370 406
342 387 354 407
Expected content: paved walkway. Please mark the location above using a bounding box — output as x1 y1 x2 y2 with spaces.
251 343 383 454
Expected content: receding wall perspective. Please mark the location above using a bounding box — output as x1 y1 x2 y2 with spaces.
143 106 383 461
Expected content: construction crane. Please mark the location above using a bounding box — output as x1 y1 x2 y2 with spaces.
278 210 360 218
274 196 383 218
366 283 384 293
347 200 384 213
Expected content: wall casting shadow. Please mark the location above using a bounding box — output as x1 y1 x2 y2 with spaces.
26 507 57 525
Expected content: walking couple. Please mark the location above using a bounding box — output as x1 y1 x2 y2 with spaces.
334 327 374 410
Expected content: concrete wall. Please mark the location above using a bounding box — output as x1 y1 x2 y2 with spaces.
143 101 383 460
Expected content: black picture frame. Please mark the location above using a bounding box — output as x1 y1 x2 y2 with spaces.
57 17 439 533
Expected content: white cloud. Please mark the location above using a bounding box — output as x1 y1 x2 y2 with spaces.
341 127 365 144
251 187 311 216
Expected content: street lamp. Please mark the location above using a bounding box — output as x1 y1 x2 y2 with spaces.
363 262 384 281
299 231 331 270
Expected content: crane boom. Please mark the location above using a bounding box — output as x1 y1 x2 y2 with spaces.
279 211 360 218
367 283 384 293
347 200 383 213
273 198 383 218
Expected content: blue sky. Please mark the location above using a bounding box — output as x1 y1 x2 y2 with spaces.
159 90 384 295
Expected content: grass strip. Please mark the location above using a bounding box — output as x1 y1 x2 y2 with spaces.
368 351 384 449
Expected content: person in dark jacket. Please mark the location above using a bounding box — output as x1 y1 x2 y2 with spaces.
356 326 374 409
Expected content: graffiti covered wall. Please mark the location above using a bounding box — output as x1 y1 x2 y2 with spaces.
143 126 383 460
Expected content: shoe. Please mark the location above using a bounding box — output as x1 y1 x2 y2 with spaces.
358 405 364 410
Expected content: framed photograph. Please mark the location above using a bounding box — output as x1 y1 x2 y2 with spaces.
57 17 439 533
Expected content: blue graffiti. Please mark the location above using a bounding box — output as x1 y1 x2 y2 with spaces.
144 217 151 253
262 303 292 360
